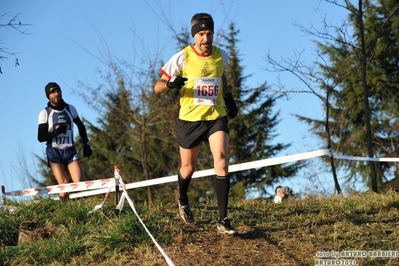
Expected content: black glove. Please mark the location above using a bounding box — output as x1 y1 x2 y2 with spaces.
167 76 187 90
53 124 67 136
223 92 238 119
83 143 92 158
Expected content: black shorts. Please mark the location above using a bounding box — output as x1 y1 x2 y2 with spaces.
177 116 229 149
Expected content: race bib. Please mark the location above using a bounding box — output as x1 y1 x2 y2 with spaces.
52 124 73 149
193 77 220 106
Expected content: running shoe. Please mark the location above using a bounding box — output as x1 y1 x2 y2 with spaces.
217 217 238 235
178 203 195 224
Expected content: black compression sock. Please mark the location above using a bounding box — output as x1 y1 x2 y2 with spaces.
178 172 192 206
214 175 230 221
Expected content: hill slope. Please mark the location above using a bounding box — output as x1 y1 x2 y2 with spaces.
1 191 399 265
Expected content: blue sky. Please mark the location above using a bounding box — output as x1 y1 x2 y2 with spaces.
1 1 351 196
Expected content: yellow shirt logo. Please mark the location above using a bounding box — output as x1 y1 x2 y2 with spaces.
179 45 227 121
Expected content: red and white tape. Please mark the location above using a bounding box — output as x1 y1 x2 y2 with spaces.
1 178 115 197
71 149 331 198
3 148 399 200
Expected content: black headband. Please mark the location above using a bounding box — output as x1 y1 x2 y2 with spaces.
191 20 214 37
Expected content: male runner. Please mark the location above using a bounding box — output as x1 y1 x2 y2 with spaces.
37 82 92 199
154 13 238 234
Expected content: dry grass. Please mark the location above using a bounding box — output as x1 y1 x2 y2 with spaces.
1 190 399 266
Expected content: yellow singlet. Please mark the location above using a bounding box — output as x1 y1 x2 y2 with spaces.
179 45 227 121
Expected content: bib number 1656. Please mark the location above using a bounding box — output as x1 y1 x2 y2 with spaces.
196 85 219 97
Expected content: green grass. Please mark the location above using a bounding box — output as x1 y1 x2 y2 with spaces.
1 191 399 265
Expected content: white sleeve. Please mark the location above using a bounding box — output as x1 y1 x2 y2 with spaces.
38 109 48 125
161 50 186 78
220 48 229 68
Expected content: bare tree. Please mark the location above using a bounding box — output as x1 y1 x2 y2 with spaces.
264 0 399 193
0 12 31 73
264 49 342 194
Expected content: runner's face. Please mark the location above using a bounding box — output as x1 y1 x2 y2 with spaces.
49 88 62 105
193 30 213 54
277 188 285 198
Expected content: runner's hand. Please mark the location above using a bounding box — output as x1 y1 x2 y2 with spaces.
83 143 92 157
53 124 67 136
223 92 238 119
167 76 187 90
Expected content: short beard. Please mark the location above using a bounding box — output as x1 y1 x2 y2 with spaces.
200 43 212 53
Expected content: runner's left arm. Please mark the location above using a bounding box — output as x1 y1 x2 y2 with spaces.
222 73 238 119
74 116 92 157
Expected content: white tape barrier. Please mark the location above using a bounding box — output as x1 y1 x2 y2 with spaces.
87 167 175 266
120 189 175 266
3 148 399 200
333 154 399 162
1 178 115 197
1 149 329 200
70 149 331 199
87 185 113 214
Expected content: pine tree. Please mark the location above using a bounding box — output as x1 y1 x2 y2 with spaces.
305 0 399 190
35 22 300 203
220 23 300 198
36 62 180 204
80 66 181 205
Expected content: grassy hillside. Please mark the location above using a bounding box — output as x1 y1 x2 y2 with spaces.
1 190 399 266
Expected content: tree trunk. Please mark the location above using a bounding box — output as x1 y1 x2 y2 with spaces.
358 0 378 192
